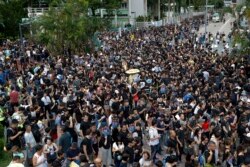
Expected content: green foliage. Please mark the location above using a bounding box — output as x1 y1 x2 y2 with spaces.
34 0 112 54
191 0 205 11
208 0 224 9
0 124 4 138
103 0 122 10
136 16 152 22
233 31 250 55
223 7 233 14
0 138 4 154
247 8 250 19
88 0 122 16
0 0 27 38
0 149 12 166
89 0 102 16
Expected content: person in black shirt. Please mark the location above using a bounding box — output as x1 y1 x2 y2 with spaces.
166 130 179 156
98 134 112 167
199 135 209 154
119 124 129 146
52 150 66 167
66 142 80 164
119 153 129 167
6 119 22 150
80 129 94 162
236 145 245 167
204 141 216 166
133 137 143 162
80 114 90 137
124 139 135 166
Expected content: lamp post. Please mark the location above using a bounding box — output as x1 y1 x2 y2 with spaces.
204 0 208 47
205 0 208 35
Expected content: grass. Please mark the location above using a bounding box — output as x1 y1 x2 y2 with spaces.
0 151 12 167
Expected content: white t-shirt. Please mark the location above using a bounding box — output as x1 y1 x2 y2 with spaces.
148 127 159 146
112 142 124 152
24 131 37 148
139 158 152 167
7 162 24 167
41 96 51 106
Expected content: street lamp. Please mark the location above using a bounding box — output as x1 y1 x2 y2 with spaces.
204 0 208 47
205 0 208 35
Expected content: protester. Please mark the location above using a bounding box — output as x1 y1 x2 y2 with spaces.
32 144 48 167
7 156 25 167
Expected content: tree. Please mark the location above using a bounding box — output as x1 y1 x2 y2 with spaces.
191 0 205 11
89 0 102 16
0 0 27 38
34 0 110 54
208 0 224 9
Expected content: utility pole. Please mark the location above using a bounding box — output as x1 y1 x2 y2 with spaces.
204 0 208 46
205 0 208 35
158 0 161 20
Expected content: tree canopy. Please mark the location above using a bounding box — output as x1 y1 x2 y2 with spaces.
0 0 27 38
34 0 118 54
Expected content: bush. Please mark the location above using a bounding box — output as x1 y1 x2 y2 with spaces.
0 124 4 138
0 138 4 155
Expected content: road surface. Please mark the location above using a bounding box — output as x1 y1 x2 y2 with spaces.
198 14 235 36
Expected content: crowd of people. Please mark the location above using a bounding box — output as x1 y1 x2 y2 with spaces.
0 17 250 167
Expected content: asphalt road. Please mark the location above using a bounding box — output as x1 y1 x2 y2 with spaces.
197 14 235 54
198 14 235 36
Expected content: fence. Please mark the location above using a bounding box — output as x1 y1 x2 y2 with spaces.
27 7 48 18
133 11 205 28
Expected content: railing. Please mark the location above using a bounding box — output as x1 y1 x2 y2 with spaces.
134 12 197 28
27 7 48 18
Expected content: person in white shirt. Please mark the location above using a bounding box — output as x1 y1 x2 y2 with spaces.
148 119 160 163
24 125 37 165
8 156 24 167
112 137 125 167
41 93 51 118
139 151 152 167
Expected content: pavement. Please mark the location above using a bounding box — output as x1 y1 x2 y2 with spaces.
197 14 235 54
198 14 235 36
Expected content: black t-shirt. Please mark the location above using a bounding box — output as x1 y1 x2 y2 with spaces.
166 138 178 150
199 143 207 154
98 136 112 149
7 128 21 148
80 137 93 154
80 121 90 136
237 154 245 166
66 148 80 158
119 131 128 146
204 150 216 165
136 105 146 121
124 146 134 164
